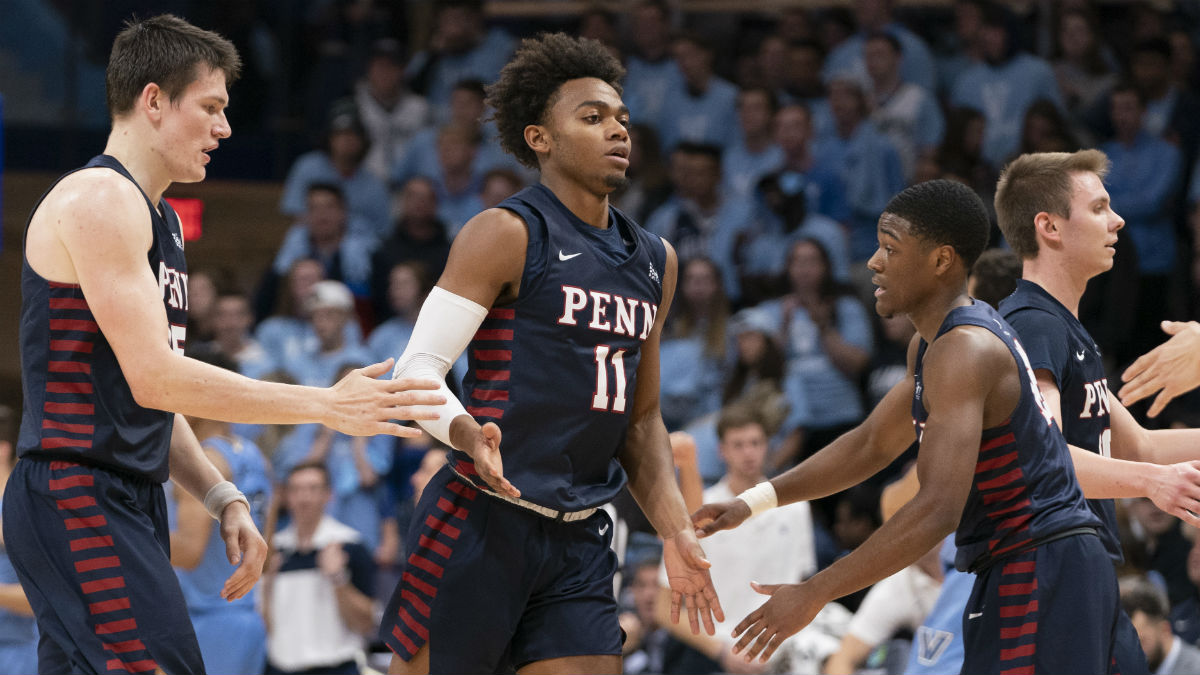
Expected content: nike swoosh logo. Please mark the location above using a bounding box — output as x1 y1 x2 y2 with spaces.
599 523 610 535
1076 350 1086 360
559 250 583 261
968 612 983 620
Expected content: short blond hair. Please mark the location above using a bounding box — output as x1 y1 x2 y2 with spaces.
994 150 1110 259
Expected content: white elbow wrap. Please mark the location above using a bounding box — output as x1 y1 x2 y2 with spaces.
736 481 779 517
203 480 249 520
391 286 489 447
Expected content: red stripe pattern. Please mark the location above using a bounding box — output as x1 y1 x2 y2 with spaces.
971 430 1034 557
994 548 1039 674
465 308 515 423
48 462 160 673
42 286 99 461
385 474 477 661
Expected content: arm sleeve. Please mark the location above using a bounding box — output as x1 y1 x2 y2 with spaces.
391 286 489 446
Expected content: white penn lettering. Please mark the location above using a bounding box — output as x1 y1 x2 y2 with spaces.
158 262 189 311
589 291 612 331
558 286 588 325
614 296 638 337
558 286 658 341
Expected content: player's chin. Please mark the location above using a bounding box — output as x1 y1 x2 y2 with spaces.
603 172 630 191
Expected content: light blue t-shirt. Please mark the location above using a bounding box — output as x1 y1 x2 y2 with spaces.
813 122 906 262
756 295 874 430
0 499 38 675
823 24 937 92
657 76 740 151
950 53 1063 168
407 28 515 121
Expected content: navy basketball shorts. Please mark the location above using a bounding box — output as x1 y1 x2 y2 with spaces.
380 466 621 673
961 532 1118 675
1 458 205 675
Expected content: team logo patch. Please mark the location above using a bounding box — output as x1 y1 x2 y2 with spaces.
648 262 659 283
172 232 185 250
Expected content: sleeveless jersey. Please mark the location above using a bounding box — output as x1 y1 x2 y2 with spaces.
910 301 1101 572
1000 280 1122 561
453 184 667 511
176 435 273 612
18 155 189 483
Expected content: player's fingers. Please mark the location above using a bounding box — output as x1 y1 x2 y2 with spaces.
750 582 779 596
686 592 700 635
733 609 761 638
698 595 716 636
704 583 725 623
1163 320 1189 335
389 404 440 421
359 359 394 378
670 590 682 626
733 622 763 654
381 422 425 438
222 526 243 566
690 504 719 527
387 375 441 391
387 389 446 407
745 629 774 663
1147 387 1175 418
760 634 783 663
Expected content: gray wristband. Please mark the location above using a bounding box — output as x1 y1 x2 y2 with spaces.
202 480 250 520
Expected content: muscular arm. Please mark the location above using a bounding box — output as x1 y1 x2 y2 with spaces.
29 171 438 434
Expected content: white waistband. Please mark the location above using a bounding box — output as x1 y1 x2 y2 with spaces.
450 466 598 522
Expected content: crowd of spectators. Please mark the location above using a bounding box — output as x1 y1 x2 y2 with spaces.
18 0 1200 673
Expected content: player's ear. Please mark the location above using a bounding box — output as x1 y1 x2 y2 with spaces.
141 82 165 121
524 124 550 156
1033 211 1059 243
933 244 956 276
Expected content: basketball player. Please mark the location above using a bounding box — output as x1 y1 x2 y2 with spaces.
378 33 722 674
695 180 1117 674
2 15 441 674
997 150 1200 674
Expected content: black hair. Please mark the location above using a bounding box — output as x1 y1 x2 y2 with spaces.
970 248 1021 309
306 181 346 204
452 78 487 99
883 179 990 269
486 32 625 169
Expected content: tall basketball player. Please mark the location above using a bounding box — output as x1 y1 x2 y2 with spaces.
379 33 722 674
3 15 441 674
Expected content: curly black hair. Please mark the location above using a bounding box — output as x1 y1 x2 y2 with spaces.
486 32 625 169
883 179 990 269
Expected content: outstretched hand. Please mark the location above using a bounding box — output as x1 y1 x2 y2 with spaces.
691 499 752 538
662 529 724 635
328 359 445 437
731 581 823 664
1120 321 1200 417
218 501 267 601
467 421 520 498
1148 460 1200 528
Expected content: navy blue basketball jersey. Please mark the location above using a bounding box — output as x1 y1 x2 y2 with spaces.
453 184 667 511
1000 279 1122 561
911 300 1101 572
18 155 190 483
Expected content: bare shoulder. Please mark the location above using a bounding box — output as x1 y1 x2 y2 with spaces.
28 168 151 282
439 207 531 305
924 325 1011 385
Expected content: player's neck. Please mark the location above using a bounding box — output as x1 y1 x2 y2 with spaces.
104 125 171 205
1022 257 1085 317
540 174 611 229
909 287 973 344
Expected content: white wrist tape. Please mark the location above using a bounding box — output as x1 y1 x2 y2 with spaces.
392 286 489 447
203 480 250 520
736 481 778 517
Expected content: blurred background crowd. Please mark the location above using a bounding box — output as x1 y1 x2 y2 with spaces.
7 0 1200 673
